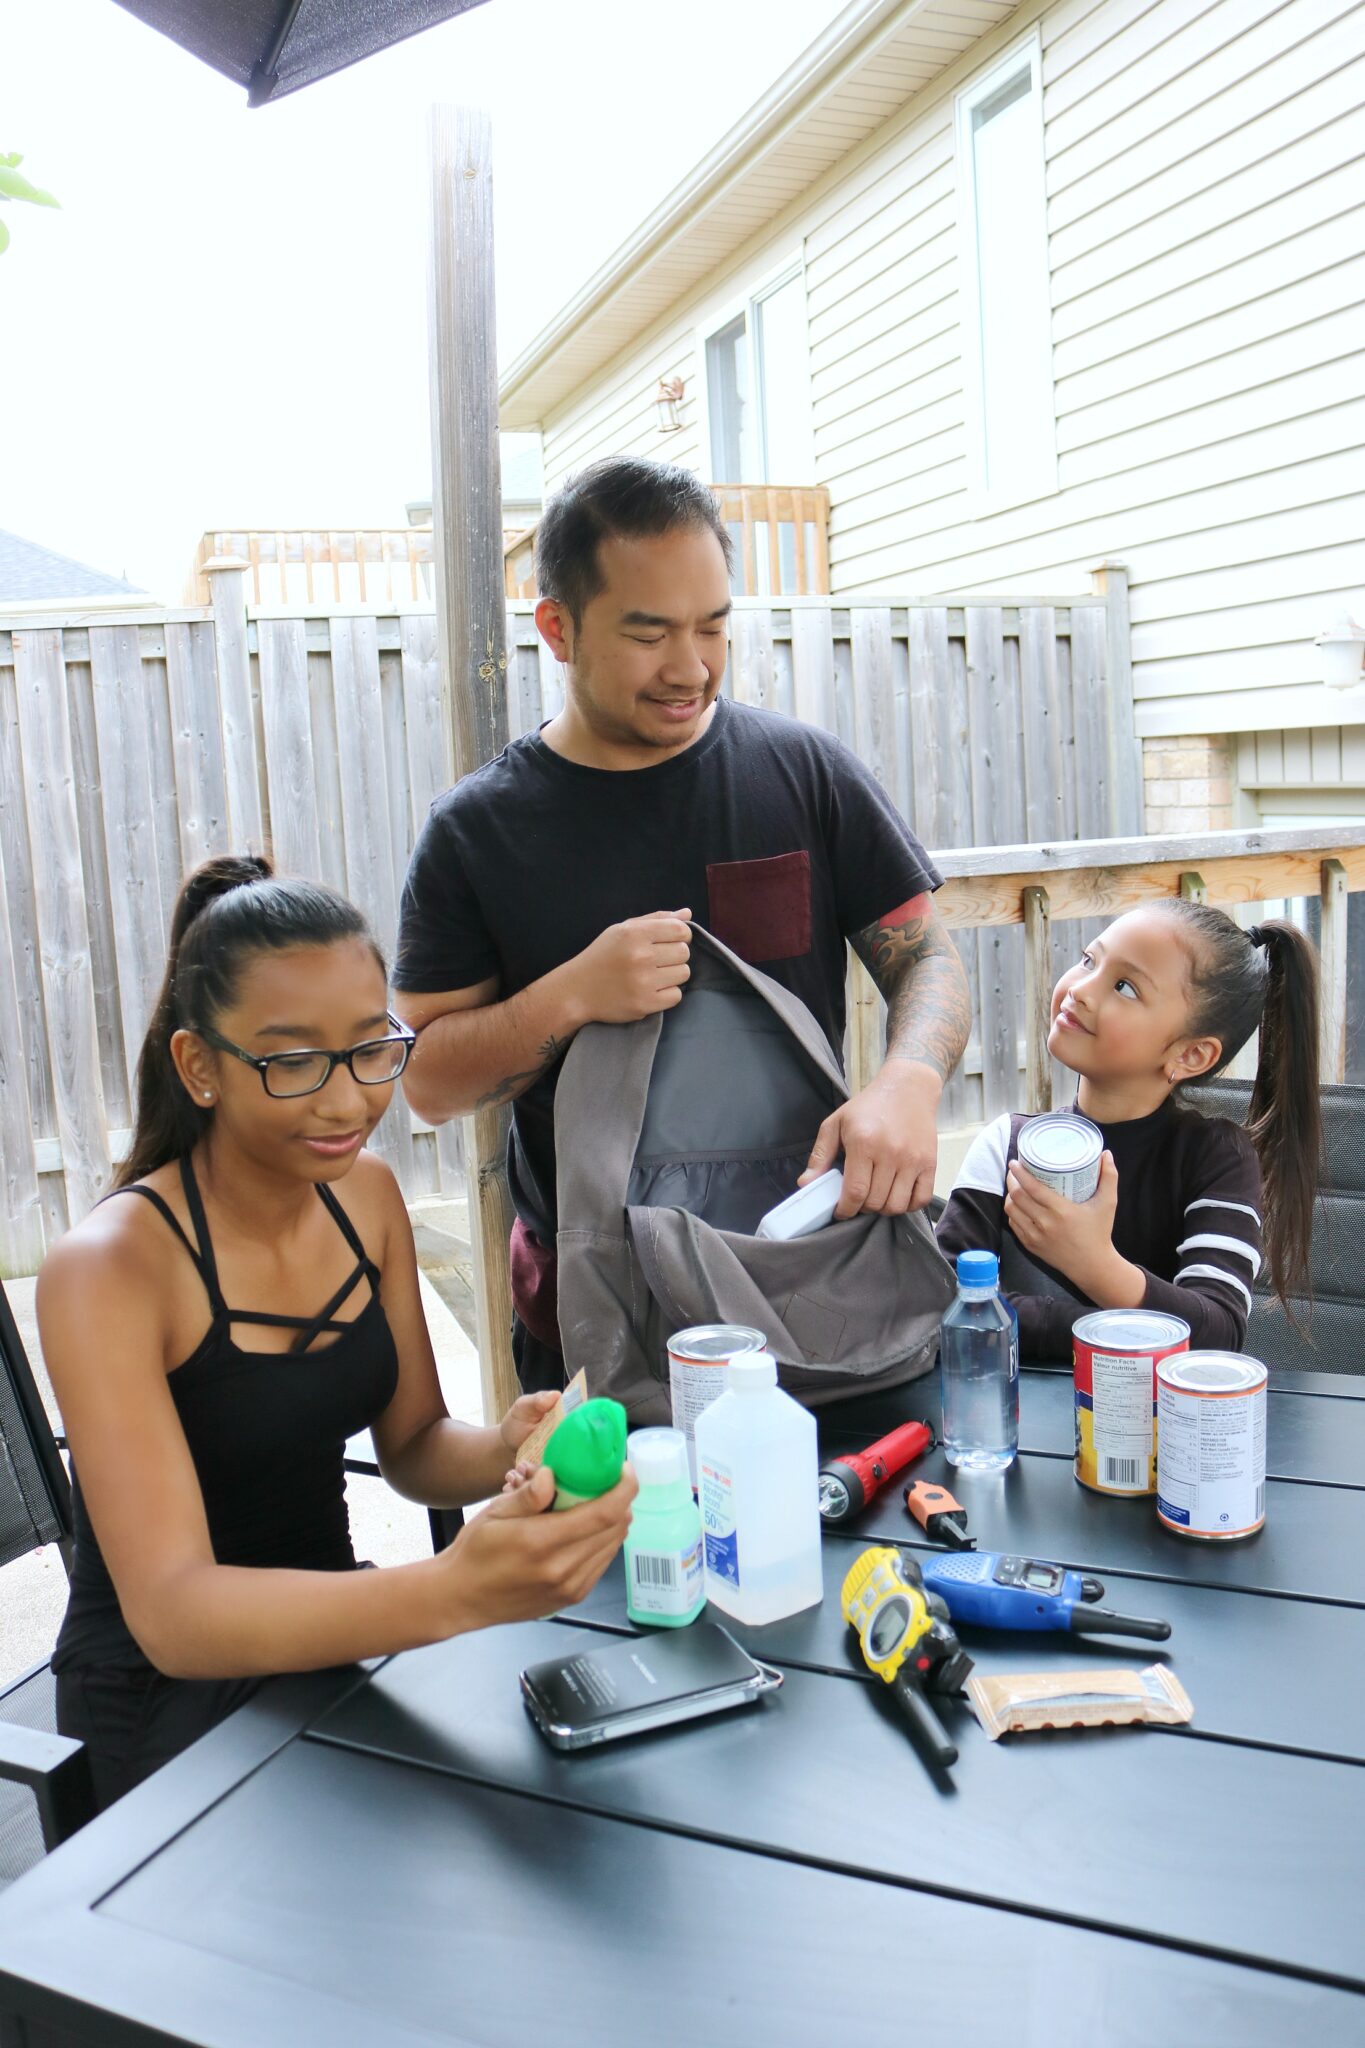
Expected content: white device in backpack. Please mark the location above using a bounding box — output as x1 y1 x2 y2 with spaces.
755 1167 844 1242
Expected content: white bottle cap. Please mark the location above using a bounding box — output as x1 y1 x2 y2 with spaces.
728 1353 777 1393
626 1427 690 1490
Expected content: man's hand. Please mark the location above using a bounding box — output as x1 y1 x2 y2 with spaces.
801 1060 942 1215
1004 1153 1144 1306
565 910 693 1025
439 1464 638 1628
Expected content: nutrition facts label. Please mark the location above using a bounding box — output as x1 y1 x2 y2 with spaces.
1157 1384 1266 1534
1092 1354 1155 1492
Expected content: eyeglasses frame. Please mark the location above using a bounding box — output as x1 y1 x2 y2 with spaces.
191 1010 417 1099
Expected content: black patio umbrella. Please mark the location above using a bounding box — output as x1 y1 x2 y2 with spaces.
112 0 492 106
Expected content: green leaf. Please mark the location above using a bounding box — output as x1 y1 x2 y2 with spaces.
0 217 10 255
0 164 59 207
0 153 20 169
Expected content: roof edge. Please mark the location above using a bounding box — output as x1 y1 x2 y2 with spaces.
497 0 908 422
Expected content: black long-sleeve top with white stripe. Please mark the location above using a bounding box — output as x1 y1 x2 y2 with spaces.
936 1097 1262 1360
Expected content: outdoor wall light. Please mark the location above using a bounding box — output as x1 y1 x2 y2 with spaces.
1315 612 1365 690
655 377 686 432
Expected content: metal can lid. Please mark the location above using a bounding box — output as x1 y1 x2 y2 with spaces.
1019 1114 1104 1173
1073 1309 1191 1352
668 1324 768 1362
1159 1351 1267 1394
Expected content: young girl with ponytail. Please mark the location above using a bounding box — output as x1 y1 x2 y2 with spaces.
39 856 635 1809
938 901 1321 1358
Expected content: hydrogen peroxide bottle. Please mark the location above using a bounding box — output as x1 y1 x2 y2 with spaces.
694 1353 823 1624
940 1250 1019 1473
624 1428 705 1628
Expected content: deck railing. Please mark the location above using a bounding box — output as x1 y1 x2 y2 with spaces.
503 483 832 600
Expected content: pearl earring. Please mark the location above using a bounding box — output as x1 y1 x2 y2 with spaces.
203 1091 213 1101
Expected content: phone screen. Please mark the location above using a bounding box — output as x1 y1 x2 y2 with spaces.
523 1624 760 1732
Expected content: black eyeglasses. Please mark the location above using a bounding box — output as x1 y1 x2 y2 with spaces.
195 1012 416 1099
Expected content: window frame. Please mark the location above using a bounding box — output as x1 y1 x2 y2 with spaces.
695 254 813 486
954 28 1058 516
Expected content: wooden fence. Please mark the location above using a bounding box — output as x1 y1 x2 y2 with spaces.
0 570 1137 1274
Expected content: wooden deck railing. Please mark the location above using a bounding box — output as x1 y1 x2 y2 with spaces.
503 483 831 600
189 529 438 607
920 827 1364 1110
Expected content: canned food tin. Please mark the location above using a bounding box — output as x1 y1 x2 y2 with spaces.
1073 1310 1189 1496
668 1325 768 1483
1017 1113 1105 1202
1157 1351 1267 1540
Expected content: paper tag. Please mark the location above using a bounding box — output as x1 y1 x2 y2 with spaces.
517 1369 588 1470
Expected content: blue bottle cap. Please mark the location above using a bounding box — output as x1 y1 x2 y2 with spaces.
956 1250 999 1287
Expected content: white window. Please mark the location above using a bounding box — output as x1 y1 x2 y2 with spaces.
703 267 814 487
956 33 1057 509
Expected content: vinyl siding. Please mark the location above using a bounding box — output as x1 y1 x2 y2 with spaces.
534 0 1365 737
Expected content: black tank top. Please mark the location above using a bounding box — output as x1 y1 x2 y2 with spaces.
52 1155 400 1672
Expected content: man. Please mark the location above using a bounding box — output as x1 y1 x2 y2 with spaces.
395 458 970 1391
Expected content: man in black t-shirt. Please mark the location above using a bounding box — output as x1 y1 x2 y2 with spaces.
396 459 970 1390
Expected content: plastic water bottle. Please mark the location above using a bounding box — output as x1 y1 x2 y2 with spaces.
940 1250 1019 1473
693 1353 823 1624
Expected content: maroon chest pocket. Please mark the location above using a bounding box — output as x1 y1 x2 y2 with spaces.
706 850 812 965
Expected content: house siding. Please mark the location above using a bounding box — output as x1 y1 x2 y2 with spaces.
532 0 1365 741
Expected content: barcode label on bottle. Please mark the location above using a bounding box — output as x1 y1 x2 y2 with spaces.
633 1552 677 1590
629 1539 704 1618
1102 1455 1142 1490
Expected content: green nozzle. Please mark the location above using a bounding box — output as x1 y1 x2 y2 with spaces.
543 1398 627 1508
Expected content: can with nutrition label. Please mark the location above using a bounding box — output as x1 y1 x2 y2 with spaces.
667 1324 769 1484
1157 1351 1267 1540
1017 1114 1105 1202
1073 1309 1190 1496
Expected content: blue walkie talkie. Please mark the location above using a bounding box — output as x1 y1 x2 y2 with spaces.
919 1552 1171 1640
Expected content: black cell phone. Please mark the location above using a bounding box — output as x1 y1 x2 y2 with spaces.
520 1624 783 1751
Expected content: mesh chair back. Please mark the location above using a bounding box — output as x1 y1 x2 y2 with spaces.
0 1664 57 1890
1183 1080 1365 1374
0 1279 71 1568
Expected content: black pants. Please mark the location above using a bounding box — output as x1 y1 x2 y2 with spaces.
511 1314 566 1397
56 1664 260 1813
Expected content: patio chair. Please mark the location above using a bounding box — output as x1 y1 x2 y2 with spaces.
1186 1079 1365 1374
0 1279 94 1888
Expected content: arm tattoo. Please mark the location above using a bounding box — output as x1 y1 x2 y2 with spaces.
852 895 971 1086
474 1035 569 1113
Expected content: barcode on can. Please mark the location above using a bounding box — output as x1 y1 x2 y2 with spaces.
632 1552 678 1590
1102 1456 1143 1490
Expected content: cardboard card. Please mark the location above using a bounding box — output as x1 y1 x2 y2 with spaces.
517 1368 588 1469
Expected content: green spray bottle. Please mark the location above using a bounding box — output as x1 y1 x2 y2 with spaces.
542 1398 627 1509
624 1427 705 1626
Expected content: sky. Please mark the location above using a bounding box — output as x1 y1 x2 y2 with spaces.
2 0 845 598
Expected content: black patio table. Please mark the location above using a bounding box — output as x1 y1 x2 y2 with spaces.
1 1364 1362 2048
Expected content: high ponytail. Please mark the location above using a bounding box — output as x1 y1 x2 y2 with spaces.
1157 900 1322 1307
1245 920 1322 1307
118 856 382 1188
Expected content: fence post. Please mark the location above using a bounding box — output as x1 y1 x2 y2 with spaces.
1023 885 1052 1113
845 953 881 1097
203 556 265 855
1092 561 1142 835
1321 858 1348 1083
427 104 519 1424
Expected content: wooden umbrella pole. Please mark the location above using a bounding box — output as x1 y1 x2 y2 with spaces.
426 104 519 1423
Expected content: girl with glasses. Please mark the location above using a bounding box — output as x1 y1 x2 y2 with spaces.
38 855 636 1810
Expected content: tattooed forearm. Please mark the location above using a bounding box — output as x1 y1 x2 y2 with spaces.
474 1035 569 1113
852 897 971 1086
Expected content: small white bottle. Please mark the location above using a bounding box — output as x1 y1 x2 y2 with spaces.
693 1353 823 1625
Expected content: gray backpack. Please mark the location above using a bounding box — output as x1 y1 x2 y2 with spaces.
554 925 955 1422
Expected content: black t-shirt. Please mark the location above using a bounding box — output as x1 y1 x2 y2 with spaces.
395 696 940 1232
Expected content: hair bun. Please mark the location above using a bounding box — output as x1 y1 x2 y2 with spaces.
177 853 274 934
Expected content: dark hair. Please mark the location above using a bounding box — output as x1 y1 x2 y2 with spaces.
534 457 734 624
1157 899 1321 1307
117 856 384 1187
